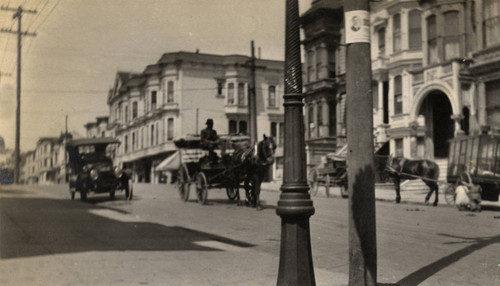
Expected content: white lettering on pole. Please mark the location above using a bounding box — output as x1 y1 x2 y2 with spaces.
345 10 370 44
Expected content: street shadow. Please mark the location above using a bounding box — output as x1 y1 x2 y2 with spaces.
393 234 500 286
0 196 254 260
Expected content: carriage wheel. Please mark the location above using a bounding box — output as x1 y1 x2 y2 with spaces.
178 165 190 202
226 187 238 201
324 175 331 198
308 168 320 196
195 172 208 205
444 184 456 206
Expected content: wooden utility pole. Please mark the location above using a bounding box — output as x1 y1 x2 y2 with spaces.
249 41 258 143
276 1 315 285
344 1 377 285
1 5 37 184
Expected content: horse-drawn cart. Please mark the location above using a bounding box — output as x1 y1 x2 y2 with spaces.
174 135 250 205
308 142 389 198
444 133 500 206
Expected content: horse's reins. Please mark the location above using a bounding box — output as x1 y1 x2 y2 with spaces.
385 165 447 184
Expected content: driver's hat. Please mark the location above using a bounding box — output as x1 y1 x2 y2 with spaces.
206 118 214 125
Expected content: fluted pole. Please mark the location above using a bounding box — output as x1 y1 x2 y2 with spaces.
276 0 315 285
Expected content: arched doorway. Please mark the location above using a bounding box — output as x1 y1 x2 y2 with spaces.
418 91 454 158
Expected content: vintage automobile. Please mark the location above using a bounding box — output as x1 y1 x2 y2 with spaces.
66 138 132 201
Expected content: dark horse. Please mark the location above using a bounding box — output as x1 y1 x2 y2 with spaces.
385 155 440 206
232 135 276 210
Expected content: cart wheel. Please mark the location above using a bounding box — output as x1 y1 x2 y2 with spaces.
226 187 238 201
444 184 456 206
324 175 331 198
178 165 190 202
195 172 208 205
308 168 319 196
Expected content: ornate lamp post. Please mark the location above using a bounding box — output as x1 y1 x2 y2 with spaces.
276 0 315 285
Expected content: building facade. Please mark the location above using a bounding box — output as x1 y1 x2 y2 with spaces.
107 51 285 183
302 0 500 168
84 116 110 138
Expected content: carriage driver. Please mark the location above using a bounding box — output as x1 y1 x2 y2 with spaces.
200 119 220 163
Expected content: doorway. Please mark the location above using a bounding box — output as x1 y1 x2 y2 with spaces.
419 91 454 158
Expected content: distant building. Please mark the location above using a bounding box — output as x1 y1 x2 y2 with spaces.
84 116 110 138
21 133 73 185
106 51 285 183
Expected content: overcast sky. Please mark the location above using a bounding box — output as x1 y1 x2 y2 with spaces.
0 0 312 152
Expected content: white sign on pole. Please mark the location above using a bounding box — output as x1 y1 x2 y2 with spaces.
345 10 370 44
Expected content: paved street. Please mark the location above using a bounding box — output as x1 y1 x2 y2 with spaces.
0 182 499 286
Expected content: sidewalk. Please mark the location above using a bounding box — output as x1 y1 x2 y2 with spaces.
260 180 500 208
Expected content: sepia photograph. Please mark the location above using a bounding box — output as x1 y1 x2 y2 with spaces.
0 0 499 285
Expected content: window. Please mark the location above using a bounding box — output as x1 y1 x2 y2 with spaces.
378 27 386 55
329 100 336 136
444 11 460 60
409 10 422 50
167 118 174 140
141 128 144 149
484 0 500 48
132 132 135 151
394 76 403 115
307 50 314 82
229 120 237 134
279 122 284 147
217 80 224 96
150 125 154 146
393 14 401 52
239 121 247 135
328 48 336 78
132 102 138 119
308 104 315 137
427 15 438 64
271 122 277 139
268 85 276 107
238 83 245 105
317 102 323 126
151 91 157 110
167 81 174 103
227 83 235 104
395 139 404 157
125 106 128 122
124 135 128 153
156 122 159 145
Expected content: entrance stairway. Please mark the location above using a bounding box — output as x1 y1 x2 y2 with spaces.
400 158 448 191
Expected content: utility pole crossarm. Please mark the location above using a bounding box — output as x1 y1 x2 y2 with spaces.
0 28 36 36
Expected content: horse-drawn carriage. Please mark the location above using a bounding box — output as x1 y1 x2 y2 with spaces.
174 134 276 208
308 142 389 198
444 133 500 206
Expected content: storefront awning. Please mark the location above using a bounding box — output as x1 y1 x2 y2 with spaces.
155 151 179 171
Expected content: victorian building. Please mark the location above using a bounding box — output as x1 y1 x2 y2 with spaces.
21 134 71 185
302 0 500 170
107 51 285 183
